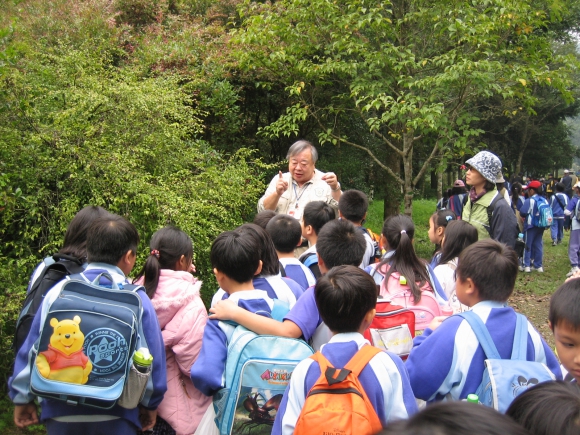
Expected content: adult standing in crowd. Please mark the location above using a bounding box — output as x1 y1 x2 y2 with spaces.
257 140 342 220
462 151 518 248
561 169 573 198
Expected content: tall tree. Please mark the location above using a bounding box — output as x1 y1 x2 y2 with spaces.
233 0 577 215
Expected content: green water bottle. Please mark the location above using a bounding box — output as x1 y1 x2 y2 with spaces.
133 348 153 373
466 394 480 404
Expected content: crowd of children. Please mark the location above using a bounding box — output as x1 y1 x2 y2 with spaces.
8 184 580 435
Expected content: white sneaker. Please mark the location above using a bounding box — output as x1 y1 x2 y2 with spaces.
524 267 531 273
566 267 579 277
532 267 544 273
519 265 524 272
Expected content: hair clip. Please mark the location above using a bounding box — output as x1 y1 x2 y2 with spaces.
400 230 407 235
150 249 160 259
445 215 453 222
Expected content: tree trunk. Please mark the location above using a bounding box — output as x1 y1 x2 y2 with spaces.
437 171 443 200
383 152 401 219
402 131 414 216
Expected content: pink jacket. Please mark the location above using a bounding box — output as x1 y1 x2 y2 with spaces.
144 270 211 434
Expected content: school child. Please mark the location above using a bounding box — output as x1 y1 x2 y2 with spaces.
211 223 304 307
10 215 167 434
190 230 280 395
550 182 568 246
132 227 210 435
564 182 580 277
338 189 379 268
298 200 336 278
510 182 525 232
520 180 549 273
506 381 580 435
208 219 367 351
272 266 417 435
548 279 580 383
432 220 478 313
252 209 277 229
380 401 530 435
406 239 561 403
428 209 457 266
15 205 111 353
447 180 468 218
266 214 317 289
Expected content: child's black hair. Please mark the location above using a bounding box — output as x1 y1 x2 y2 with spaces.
315 266 377 334
438 220 478 265
86 215 139 266
555 182 565 193
455 239 518 301
378 214 431 304
266 214 302 254
549 278 580 330
133 226 193 298
235 223 279 276
431 209 458 256
253 210 277 230
210 230 260 284
506 381 580 435
302 201 336 235
338 189 369 223
316 220 366 269
511 182 523 205
379 401 530 435
59 206 111 261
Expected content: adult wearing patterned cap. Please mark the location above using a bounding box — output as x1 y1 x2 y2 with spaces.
462 151 518 248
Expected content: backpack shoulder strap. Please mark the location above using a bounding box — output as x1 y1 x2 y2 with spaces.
279 261 286 277
510 313 528 361
457 312 501 360
302 253 318 268
271 299 290 321
486 191 503 224
344 345 382 377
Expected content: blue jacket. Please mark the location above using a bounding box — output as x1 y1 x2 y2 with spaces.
520 194 546 231
8 264 167 429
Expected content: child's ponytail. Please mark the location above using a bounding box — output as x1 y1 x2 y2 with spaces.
133 226 194 298
378 215 431 303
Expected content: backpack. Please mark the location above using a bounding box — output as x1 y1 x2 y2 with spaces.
294 346 383 435
379 265 443 332
29 272 145 409
300 252 321 279
358 227 382 263
363 299 415 360
14 254 85 352
213 301 313 435
531 196 553 228
457 311 556 413
576 199 580 223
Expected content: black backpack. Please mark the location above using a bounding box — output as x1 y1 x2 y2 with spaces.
13 253 85 352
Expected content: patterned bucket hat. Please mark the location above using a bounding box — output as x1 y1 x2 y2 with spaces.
465 151 502 183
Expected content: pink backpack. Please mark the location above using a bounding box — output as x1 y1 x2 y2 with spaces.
379 264 442 332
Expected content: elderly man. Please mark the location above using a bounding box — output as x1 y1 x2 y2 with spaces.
258 141 342 220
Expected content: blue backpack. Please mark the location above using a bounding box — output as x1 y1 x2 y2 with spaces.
213 301 314 435
531 197 553 228
30 273 145 409
457 311 556 413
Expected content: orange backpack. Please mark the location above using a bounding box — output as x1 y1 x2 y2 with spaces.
294 345 383 435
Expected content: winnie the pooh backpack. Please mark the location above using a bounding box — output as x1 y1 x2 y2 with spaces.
30 273 145 409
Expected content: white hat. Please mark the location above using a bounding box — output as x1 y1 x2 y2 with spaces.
465 151 502 183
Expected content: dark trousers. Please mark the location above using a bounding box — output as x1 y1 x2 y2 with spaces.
46 418 138 435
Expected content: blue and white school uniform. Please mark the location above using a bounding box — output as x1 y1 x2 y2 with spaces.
284 285 331 351
520 194 546 268
190 290 277 396
272 333 417 435
9 264 167 432
406 301 562 402
211 274 303 308
279 257 316 290
550 192 568 243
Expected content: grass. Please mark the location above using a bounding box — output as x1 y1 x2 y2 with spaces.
367 199 436 260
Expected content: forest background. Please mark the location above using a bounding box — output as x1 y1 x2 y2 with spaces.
1 0 580 426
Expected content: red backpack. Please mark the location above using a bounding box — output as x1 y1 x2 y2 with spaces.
379 264 442 332
294 346 384 435
363 299 415 360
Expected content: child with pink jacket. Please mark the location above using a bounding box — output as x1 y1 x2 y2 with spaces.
134 227 210 435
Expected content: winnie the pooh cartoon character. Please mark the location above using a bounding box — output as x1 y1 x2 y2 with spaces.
36 316 93 384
